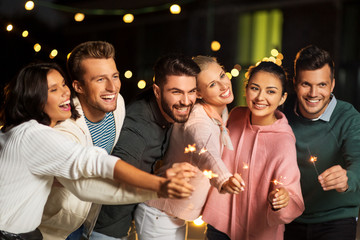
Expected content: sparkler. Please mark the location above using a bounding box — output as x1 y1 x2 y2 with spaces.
310 156 319 176
184 144 196 164
271 176 286 191
307 146 319 176
203 170 219 179
243 163 249 170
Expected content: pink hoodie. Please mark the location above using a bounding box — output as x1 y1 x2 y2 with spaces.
202 107 304 240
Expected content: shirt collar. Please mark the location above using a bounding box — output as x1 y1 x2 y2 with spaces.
294 93 337 122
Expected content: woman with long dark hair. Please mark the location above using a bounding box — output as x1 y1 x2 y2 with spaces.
0 62 194 239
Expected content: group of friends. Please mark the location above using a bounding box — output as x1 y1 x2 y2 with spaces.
0 41 359 240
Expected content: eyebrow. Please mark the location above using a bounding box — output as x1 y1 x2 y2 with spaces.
167 87 197 93
90 71 119 81
250 82 279 89
48 79 65 89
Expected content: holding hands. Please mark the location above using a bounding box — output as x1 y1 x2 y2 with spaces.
268 187 289 210
158 162 197 199
221 173 245 194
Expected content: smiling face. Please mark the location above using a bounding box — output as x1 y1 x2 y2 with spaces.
246 71 287 126
44 69 72 127
73 58 120 122
154 75 197 123
196 62 234 115
295 64 335 119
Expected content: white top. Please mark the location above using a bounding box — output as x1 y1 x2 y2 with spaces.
0 120 118 233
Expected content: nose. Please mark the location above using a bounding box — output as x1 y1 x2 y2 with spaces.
180 94 191 106
218 81 227 90
106 79 116 92
62 84 70 97
256 90 265 100
309 86 318 97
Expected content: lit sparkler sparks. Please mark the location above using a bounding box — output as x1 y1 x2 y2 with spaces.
243 163 249 169
310 156 319 176
203 170 219 179
184 144 196 153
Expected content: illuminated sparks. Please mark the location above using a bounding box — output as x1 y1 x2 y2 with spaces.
243 163 249 169
184 144 196 153
310 156 319 176
199 147 207 155
271 176 286 186
203 170 218 179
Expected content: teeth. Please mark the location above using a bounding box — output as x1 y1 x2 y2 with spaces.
255 104 267 108
176 107 188 111
101 94 115 100
220 89 230 97
308 99 320 103
59 100 70 107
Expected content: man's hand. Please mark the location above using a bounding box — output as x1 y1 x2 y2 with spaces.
318 165 348 192
220 173 245 194
157 162 197 199
268 187 289 210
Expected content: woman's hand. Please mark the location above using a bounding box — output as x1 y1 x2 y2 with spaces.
158 162 197 199
268 187 289 210
220 173 245 194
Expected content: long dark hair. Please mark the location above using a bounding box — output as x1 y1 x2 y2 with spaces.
0 62 79 132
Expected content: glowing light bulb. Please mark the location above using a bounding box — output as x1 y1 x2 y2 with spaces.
22 30 29 37
25 1 34 11
6 24 13 32
226 72 232 80
137 80 146 89
49 49 58 59
74 13 85 22
271 49 279 57
123 14 134 23
124 70 133 79
231 68 239 77
34 43 41 52
211 41 221 51
170 4 181 14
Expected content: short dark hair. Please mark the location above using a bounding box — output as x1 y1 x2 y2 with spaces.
154 54 200 87
67 41 115 88
247 61 288 95
0 62 79 132
294 45 334 82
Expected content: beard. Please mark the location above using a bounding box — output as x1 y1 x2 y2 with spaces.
160 95 193 123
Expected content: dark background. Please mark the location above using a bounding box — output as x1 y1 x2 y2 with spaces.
1 0 360 110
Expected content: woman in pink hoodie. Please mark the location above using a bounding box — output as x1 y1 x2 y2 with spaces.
202 61 305 240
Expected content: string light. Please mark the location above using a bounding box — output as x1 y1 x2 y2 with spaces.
124 70 133 79
25 1 35 11
49 49 58 59
123 14 134 23
170 4 181 14
231 68 240 77
6 24 13 32
271 49 279 57
22 30 29 37
226 72 232 80
34 43 41 52
137 80 146 89
74 13 85 22
211 41 221 51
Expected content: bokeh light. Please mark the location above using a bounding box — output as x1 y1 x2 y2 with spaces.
74 13 85 22
137 80 146 89
22 30 29 37
193 216 204 226
231 68 240 77
170 4 181 14
34 43 41 52
25 1 34 11
271 49 279 57
124 70 133 79
226 72 232 80
211 41 221 51
123 14 134 23
49 49 58 59
6 24 13 32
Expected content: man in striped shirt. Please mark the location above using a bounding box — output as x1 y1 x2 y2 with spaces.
39 41 158 239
